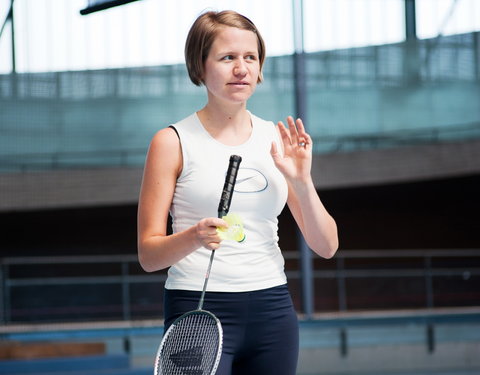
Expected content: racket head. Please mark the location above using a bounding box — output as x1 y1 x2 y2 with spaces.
155 310 223 375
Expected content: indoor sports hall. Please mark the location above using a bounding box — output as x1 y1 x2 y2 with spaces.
1 1 479 374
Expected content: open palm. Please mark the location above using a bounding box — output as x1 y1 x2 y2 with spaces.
270 116 313 184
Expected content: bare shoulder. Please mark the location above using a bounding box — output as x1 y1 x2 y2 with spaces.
146 127 182 176
150 126 180 149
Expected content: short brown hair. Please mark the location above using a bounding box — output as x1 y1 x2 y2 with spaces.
185 10 266 86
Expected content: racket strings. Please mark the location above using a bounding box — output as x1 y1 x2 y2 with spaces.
157 312 222 375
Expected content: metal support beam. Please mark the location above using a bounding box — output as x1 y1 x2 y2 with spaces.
474 31 480 81
404 0 419 84
0 0 15 74
292 0 314 319
10 0 16 74
405 0 417 41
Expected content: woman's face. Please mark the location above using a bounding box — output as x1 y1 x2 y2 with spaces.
203 26 260 105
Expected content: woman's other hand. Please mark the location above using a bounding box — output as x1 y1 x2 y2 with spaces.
270 116 313 186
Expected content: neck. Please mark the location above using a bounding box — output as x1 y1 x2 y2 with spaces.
200 104 247 127
197 103 252 146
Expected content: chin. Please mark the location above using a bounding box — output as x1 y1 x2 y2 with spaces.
228 92 254 103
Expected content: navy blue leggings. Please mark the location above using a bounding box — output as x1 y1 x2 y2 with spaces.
163 284 299 375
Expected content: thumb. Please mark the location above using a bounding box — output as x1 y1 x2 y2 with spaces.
270 141 281 163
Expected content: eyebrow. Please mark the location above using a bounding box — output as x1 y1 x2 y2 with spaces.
215 51 258 56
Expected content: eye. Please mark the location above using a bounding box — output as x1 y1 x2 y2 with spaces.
222 55 234 61
246 55 257 60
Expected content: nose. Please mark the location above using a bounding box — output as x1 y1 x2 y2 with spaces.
233 58 247 76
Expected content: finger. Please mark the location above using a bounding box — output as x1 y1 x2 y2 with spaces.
270 141 277 156
287 116 300 146
277 121 292 148
209 232 224 250
202 230 222 248
295 118 306 137
270 141 282 164
206 217 227 228
304 132 313 149
207 241 220 251
215 218 228 229
294 118 311 148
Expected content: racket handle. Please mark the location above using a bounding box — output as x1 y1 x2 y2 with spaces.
217 155 242 218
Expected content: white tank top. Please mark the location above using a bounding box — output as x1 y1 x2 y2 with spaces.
165 112 289 292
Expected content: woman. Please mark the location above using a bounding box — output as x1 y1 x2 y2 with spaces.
137 10 338 375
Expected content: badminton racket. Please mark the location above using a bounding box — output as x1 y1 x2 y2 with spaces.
154 154 242 375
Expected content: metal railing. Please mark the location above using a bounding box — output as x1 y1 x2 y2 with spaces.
0 249 479 324
1 121 479 173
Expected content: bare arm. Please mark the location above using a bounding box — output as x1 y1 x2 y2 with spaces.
137 128 226 272
270 117 338 258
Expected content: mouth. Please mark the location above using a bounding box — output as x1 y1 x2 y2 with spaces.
228 82 249 86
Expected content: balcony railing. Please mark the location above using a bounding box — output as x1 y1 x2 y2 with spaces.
1 249 479 324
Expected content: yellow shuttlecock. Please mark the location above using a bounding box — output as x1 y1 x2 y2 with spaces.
217 213 245 242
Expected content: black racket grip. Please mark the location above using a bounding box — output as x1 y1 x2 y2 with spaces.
218 155 242 218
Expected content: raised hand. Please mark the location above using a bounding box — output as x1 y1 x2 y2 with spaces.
270 116 313 185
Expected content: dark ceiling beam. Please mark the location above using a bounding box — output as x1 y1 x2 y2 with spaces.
80 0 142 15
